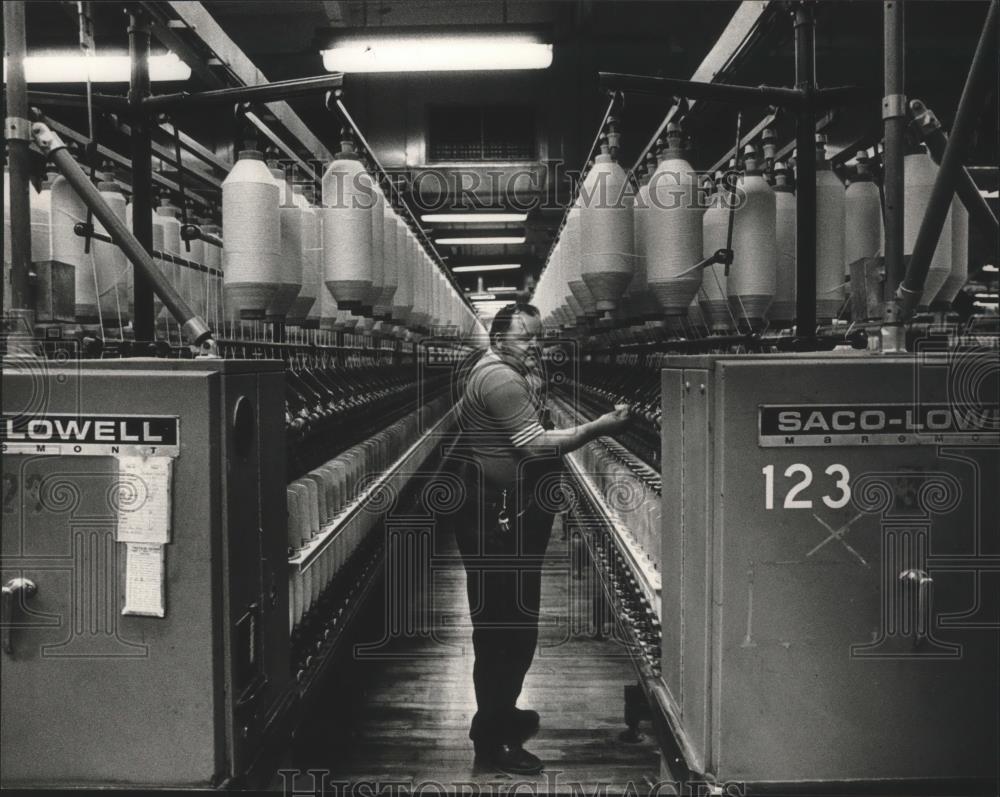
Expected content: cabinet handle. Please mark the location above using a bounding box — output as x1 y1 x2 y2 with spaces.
899 568 932 647
2 578 38 655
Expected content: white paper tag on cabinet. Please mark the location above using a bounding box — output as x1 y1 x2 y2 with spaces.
115 456 173 544
123 543 166 617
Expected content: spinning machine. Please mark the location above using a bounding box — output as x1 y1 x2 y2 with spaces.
1 59 481 786
530 4 999 790
2 1 999 793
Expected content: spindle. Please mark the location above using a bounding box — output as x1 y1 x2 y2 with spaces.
815 135 846 323
322 139 374 309
647 126 703 316
728 146 776 330
935 196 968 307
700 172 730 332
904 149 953 306
581 143 635 317
222 149 282 320
770 162 797 326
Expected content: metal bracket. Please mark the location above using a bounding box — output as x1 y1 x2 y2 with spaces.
5 116 32 141
882 93 907 120
908 98 941 135
29 121 67 155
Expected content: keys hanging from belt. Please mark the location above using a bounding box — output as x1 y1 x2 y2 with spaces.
497 489 511 534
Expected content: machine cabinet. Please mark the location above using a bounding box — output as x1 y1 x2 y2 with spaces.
1 359 290 788
660 352 999 787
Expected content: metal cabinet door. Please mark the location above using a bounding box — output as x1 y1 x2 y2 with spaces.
1 368 221 788
712 358 999 784
0 455 217 786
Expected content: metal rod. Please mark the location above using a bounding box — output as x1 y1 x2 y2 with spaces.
899 0 998 317
115 118 223 191
32 121 212 345
813 85 876 109
243 110 321 184
181 224 223 249
159 121 231 173
142 73 344 112
547 92 619 259
772 109 835 162
794 2 817 338
599 71 806 108
708 112 777 174
882 0 906 306
4 0 34 314
909 99 999 238
724 112 743 277
74 224 222 276
128 11 156 341
631 104 680 174
25 90 130 111
44 116 214 210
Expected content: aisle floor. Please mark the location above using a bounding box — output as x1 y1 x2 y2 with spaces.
291 515 661 794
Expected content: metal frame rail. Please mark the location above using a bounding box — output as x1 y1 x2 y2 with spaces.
560 445 699 787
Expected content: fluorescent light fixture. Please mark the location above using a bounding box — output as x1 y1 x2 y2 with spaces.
452 264 521 273
321 33 552 74
4 52 191 83
487 286 518 292
469 293 497 301
982 264 998 273
422 213 528 223
437 236 526 245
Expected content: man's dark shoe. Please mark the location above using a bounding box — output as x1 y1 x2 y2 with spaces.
510 708 540 739
475 743 543 776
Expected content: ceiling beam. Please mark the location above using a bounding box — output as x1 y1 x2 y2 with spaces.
155 1 332 163
631 0 774 171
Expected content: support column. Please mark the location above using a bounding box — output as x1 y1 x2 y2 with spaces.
128 11 155 343
793 2 817 340
4 0 35 319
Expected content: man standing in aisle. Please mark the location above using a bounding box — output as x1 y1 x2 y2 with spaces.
444 303 630 775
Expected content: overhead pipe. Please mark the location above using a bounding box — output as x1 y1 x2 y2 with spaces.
898 0 998 318
909 99 999 238
3 0 34 316
597 71 867 111
32 120 215 349
793 1 817 339
142 73 344 112
26 90 131 112
128 10 156 341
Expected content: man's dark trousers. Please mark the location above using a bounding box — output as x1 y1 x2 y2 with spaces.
453 484 555 747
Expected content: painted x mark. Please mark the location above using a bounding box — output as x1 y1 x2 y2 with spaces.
808 512 868 566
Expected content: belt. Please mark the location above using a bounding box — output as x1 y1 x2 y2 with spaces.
483 493 535 520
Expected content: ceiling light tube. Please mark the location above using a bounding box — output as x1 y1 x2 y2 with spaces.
322 34 552 73
437 236 525 245
422 213 528 223
452 264 521 273
4 52 191 83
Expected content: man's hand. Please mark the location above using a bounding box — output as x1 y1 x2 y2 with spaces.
595 404 631 436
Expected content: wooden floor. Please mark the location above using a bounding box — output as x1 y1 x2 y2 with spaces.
292 515 662 793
